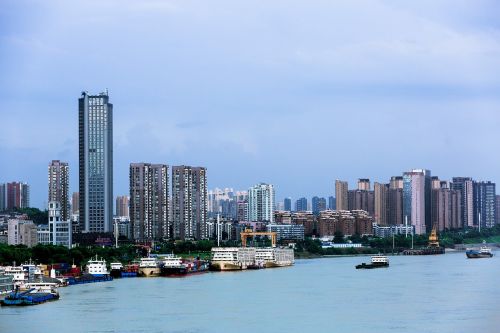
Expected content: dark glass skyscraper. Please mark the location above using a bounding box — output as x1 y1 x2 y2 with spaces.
284 197 292 212
79 91 113 233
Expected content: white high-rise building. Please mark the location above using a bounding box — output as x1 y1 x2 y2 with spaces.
248 183 275 223
38 201 72 248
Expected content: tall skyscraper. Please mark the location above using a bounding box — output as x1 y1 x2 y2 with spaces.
172 166 207 240
79 91 113 233
71 192 80 215
6 182 30 210
284 197 292 212
473 181 496 228
130 163 169 241
116 195 130 218
403 170 429 235
295 197 308 212
312 197 327 215
0 184 6 212
335 180 348 211
248 183 275 223
374 182 389 225
328 196 336 210
451 177 474 228
48 160 69 221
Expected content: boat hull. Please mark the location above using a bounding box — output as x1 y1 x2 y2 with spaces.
264 261 294 268
209 262 243 271
466 251 493 259
1 292 59 306
356 263 389 269
110 269 122 278
138 268 160 277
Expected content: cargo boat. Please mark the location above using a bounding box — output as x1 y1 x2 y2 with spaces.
466 242 493 259
66 273 113 285
1 283 59 306
160 255 209 277
210 248 256 271
138 257 160 277
255 248 295 268
110 263 123 278
86 256 110 278
356 255 389 269
121 263 139 277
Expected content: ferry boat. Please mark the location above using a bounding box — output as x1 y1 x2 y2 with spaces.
466 242 493 259
255 248 295 268
86 256 110 277
138 257 160 277
356 255 389 269
160 255 209 277
110 262 123 278
1 283 59 306
210 247 256 271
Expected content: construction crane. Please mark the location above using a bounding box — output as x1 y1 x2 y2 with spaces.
240 228 277 248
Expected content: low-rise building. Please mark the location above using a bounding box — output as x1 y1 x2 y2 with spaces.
8 219 38 247
266 224 305 241
372 223 415 238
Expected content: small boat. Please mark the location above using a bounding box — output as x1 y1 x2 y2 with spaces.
466 242 493 259
356 255 389 269
1 283 59 306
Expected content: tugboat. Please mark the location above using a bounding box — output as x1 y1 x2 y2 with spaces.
466 241 493 259
356 255 389 269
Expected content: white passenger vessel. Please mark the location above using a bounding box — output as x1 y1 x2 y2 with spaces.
255 248 295 268
138 257 160 277
210 248 256 271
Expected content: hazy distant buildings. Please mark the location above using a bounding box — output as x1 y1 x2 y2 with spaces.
328 196 335 210
79 91 113 233
116 195 129 218
130 163 169 241
2 182 30 211
237 200 249 221
48 160 69 221
312 196 326 215
172 166 207 240
358 179 371 191
284 197 292 212
473 181 496 228
374 182 389 226
451 177 474 228
72 192 80 215
295 197 308 212
335 180 348 211
248 183 275 223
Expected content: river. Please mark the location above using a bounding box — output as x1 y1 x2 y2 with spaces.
1 251 499 333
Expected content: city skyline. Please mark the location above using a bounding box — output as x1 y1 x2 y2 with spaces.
2 1 500 209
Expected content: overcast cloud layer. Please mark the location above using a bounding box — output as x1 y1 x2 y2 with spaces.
1 0 500 208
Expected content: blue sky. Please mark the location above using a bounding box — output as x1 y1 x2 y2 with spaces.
1 0 500 209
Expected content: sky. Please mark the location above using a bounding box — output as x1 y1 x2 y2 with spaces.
1 0 500 209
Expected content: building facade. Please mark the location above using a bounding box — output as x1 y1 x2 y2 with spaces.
38 201 72 248
473 181 496 229
284 198 292 212
248 183 275 223
116 195 130 218
172 166 208 240
335 180 348 211
79 91 113 233
266 224 305 241
374 182 389 226
312 196 327 215
48 160 70 221
5 182 30 210
403 170 428 235
295 197 308 212
8 219 38 247
130 163 169 241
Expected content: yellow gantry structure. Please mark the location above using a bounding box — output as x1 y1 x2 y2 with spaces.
240 229 277 248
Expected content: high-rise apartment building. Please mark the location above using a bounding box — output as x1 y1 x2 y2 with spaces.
116 195 130 218
0 184 6 211
79 91 113 233
130 163 169 241
311 197 327 215
48 160 69 221
328 196 336 210
248 183 275 223
71 192 80 215
473 181 496 228
374 182 389 225
403 170 429 234
295 197 308 212
335 180 348 211
348 190 374 216
4 182 30 210
284 198 292 212
172 166 207 240
451 177 474 228
390 176 404 190
358 179 371 191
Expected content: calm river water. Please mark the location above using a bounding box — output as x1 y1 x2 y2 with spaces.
1 251 499 333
